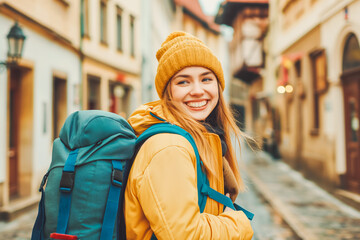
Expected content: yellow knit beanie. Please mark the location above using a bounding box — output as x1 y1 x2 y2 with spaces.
155 31 225 98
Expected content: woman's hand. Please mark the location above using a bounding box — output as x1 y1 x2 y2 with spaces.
224 193 234 212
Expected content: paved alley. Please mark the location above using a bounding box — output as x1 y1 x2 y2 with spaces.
0 206 37 239
242 147 360 240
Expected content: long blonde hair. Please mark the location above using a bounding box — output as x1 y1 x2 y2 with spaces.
161 83 249 191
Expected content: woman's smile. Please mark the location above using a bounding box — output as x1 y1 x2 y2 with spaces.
185 100 208 109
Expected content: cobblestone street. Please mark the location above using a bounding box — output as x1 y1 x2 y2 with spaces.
0 207 37 240
242 147 360 240
236 174 300 240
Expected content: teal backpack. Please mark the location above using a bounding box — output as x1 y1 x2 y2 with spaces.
31 110 253 240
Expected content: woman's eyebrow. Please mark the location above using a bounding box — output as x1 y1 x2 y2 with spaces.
173 71 213 79
200 71 213 76
173 74 190 79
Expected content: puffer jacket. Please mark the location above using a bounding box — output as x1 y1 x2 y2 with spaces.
124 100 253 240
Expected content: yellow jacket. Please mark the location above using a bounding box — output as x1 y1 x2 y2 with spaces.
125 101 253 240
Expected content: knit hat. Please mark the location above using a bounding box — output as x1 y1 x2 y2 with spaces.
155 31 225 98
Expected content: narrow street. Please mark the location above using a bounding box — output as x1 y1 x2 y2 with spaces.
239 145 360 240
0 206 37 239
237 174 300 240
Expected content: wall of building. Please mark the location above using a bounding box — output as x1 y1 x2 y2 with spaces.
3 0 80 48
321 0 360 176
141 0 175 102
81 0 142 116
0 1 80 208
267 0 360 188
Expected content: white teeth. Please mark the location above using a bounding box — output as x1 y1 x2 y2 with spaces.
186 100 207 108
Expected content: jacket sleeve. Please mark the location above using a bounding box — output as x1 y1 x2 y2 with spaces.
135 145 253 240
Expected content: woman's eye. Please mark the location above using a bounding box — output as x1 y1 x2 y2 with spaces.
202 78 213 82
177 80 189 85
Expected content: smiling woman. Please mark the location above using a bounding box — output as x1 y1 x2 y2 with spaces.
123 31 254 240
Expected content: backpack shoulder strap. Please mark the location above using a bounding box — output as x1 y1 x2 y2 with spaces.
139 123 209 240
136 123 208 212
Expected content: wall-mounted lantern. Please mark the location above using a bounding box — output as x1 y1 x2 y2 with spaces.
0 22 26 69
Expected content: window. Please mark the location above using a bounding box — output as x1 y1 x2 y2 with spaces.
230 80 248 101
348 98 359 142
57 0 70 7
130 15 135 57
81 0 90 37
87 75 101 110
310 50 327 134
281 0 305 30
53 77 67 140
109 82 130 117
295 60 301 78
116 6 123 52
343 33 360 71
252 98 260 121
295 60 306 98
100 0 107 44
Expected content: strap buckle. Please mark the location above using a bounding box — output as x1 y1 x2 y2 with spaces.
60 171 75 193
111 168 123 187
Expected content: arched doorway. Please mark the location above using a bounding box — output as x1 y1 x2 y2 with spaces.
341 33 360 193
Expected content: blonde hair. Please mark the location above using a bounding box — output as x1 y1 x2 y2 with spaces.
162 83 250 191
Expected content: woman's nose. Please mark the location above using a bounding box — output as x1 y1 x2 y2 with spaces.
190 81 204 95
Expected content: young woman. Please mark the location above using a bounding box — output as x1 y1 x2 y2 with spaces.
124 31 254 239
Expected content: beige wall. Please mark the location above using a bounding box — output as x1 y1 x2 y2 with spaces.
274 1 336 183
0 0 81 210
82 0 141 75
229 14 245 75
180 13 221 58
1 0 80 48
266 0 360 187
82 58 140 117
81 0 142 115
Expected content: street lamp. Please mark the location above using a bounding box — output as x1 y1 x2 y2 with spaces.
0 22 26 69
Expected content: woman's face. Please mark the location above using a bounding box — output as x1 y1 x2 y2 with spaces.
170 66 219 121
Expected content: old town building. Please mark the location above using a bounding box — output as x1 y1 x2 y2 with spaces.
265 0 360 202
0 0 81 218
0 0 142 219
81 0 141 117
215 0 269 141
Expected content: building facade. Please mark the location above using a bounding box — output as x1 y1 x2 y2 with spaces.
0 0 142 219
266 0 360 196
215 0 269 141
0 0 81 217
81 0 142 118
140 0 175 102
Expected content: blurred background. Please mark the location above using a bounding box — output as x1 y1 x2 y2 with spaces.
1 0 360 239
